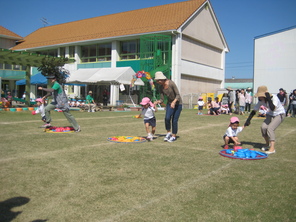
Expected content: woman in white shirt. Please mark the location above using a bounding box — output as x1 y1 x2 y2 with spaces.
244 86 285 154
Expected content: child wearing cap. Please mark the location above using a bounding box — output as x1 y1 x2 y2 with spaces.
138 97 157 141
223 116 245 149
32 98 46 122
197 97 204 115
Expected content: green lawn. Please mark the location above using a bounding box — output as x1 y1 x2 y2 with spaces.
0 109 295 222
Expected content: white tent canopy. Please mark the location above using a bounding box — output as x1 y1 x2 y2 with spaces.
67 67 144 85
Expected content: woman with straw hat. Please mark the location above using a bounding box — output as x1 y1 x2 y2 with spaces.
244 86 285 154
154 71 182 142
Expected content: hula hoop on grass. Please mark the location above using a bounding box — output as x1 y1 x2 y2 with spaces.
108 136 146 143
44 126 75 133
219 149 268 160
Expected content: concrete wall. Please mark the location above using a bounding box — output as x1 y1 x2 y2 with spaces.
254 27 296 95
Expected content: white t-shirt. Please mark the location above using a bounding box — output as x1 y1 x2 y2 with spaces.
197 101 204 106
35 104 45 117
224 126 243 137
141 106 155 120
254 95 285 116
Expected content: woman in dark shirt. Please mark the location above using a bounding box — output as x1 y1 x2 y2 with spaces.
154 71 182 143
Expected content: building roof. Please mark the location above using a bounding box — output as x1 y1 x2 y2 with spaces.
225 78 253 83
254 25 296 40
0 25 23 40
12 0 207 50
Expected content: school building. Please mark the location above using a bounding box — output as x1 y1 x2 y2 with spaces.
1 0 229 105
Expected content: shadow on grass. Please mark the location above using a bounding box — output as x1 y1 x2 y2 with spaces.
0 196 47 222
219 141 264 150
241 141 264 149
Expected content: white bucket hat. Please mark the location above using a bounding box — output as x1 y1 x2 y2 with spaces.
154 71 167 80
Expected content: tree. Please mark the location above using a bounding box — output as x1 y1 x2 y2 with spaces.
37 57 70 84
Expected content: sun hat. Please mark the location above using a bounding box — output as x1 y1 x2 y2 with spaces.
254 85 270 98
140 97 154 107
154 71 167 80
226 87 232 90
198 97 203 100
230 116 240 123
35 98 43 103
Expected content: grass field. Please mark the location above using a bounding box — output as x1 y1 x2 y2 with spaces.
0 109 295 222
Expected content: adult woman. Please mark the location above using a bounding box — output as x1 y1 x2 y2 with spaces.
244 86 285 154
38 75 80 132
238 89 246 115
245 87 252 113
154 71 182 142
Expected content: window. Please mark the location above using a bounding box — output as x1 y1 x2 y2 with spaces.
69 46 75 59
60 47 66 57
81 43 111 63
4 64 12 69
36 49 58 57
98 43 111 61
13 65 21 70
120 40 140 60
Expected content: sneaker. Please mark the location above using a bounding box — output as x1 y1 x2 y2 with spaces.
164 133 171 142
75 126 81 133
261 146 270 151
147 134 153 141
168 136 176 142
41 123 51 128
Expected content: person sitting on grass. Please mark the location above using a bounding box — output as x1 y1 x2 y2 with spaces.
137 97 157 141
207 97 220 115
220 104 229 114
223 116 245 149
85 91 96 112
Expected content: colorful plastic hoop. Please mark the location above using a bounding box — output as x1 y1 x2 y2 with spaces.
219 149 268 160
108 136 146 143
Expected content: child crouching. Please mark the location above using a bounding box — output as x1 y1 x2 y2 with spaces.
223 117 244 149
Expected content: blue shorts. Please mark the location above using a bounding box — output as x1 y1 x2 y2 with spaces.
144 117 156 127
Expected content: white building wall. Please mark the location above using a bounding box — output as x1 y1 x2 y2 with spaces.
254 27 296 95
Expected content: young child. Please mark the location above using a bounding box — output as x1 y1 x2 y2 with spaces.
138 97 157 141
223 116 244 149
197 97 204 115
258 105 268 117
220 104 229 114
32 98 46 122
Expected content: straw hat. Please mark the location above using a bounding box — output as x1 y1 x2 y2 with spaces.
226 87 232 91
154 71 167 80
88 91 92 94
255 85 270 98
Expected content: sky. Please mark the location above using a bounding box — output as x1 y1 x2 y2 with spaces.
1 0 295 79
